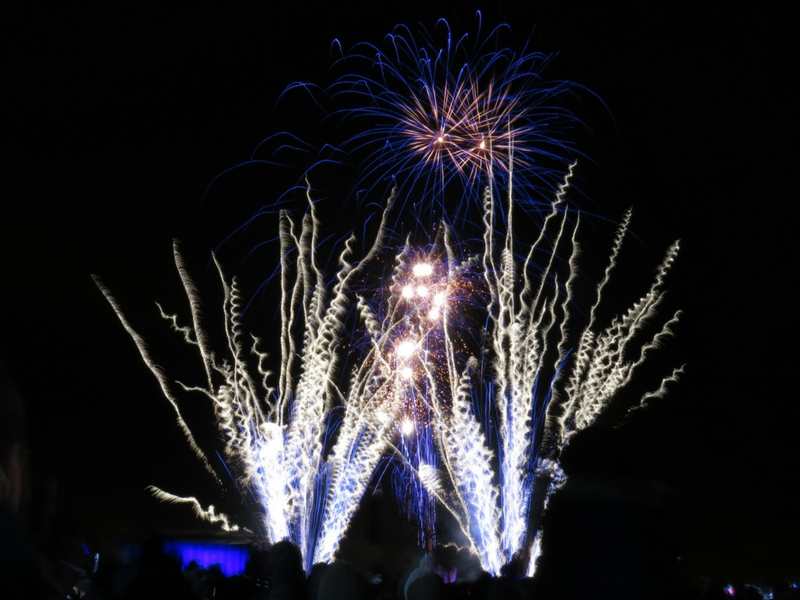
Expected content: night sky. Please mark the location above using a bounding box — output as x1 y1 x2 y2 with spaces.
1 2 794 587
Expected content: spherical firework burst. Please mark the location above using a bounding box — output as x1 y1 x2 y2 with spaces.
320 13 598 227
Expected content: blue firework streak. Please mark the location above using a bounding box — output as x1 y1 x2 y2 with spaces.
319 13 598 228
393 407 440 552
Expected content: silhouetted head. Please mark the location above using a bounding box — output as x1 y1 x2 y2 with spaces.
406 572 444 600
307 562 333 600
269 540 305 586
0 356 26 512
318 561 364 600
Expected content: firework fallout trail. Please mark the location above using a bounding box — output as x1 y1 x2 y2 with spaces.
96 13 681 576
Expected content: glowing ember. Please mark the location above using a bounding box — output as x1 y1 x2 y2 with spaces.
413 263 434 277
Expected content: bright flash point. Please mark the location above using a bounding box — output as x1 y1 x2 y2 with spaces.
402 285 414 298
437 136 444 143
480 140 486 149
416 285 429 297
433 292 445 306
402 419 414 435
397 340 415 358
413 263 433 277
400 367 413 378
428 307 440 320
376 410 390 423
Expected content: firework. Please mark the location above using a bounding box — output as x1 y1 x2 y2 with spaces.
286 13 597 228
96 164 680 574
403 166 683 575
95 192 406 571
95 15 680 579
347 230 488 552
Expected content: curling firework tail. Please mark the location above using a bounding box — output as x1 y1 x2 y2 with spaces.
414 167 682 575
96 192 409 571
285 13 598 229
96 14 680 577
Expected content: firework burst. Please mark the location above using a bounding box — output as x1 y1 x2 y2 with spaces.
96 14 681 580
287 13 598 228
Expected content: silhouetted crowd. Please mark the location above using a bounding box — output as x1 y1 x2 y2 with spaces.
4 530 800 600
2 353 798 599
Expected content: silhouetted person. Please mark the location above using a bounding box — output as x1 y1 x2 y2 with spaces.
487 575 526 600
0 357 59 598
267 540 306 599
403 554 437 599
306 562 332 600
406 572 444 600
316 561 365 600
123 535 195 599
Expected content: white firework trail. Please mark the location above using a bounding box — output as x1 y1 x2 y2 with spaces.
95 189 401 572
426 352 504 574
404 164 682 576
147 486 240 532
482 166 582 566
348 240 449 551
95 164 680 577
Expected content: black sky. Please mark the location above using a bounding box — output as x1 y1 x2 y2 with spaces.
0 2 795 584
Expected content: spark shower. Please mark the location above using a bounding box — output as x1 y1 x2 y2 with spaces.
96 15 681 576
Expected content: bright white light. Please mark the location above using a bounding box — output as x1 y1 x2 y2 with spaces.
418 463 441 494
397 340 415 358
413 263 433 277
98 196 403 573
436 136 444 143
102 155 681 579
479 140 486 149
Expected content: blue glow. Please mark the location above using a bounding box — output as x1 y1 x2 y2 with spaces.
163 541 250 577
744 583 774 599
281 12 603 234
724 584 735 596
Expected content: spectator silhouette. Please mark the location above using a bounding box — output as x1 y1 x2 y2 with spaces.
306 561 332 600
403 554 437 599
406 572 444 600
316 561 364 600
267 540 306 599
123 535 194 599
0 356 59 599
